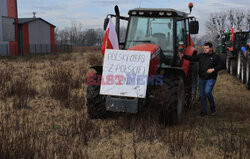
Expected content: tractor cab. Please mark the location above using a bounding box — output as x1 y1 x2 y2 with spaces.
104 4 199 68
125 8 198 66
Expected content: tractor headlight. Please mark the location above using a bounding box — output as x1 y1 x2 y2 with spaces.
166 12 172 16
139 12 144 15
132 11 137 15
159 12 164 16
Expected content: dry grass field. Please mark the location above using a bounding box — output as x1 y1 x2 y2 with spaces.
0 47 249 159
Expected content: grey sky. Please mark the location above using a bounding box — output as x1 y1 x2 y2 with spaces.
17 0 250 35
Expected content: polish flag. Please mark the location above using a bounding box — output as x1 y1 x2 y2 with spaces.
101 18 119 55
187 34 194 46
230 26 235 44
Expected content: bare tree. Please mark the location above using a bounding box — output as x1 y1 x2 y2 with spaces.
54 27 59 44
191 35 206 46
95 28 105 46
56 27 70 45
205 9 249 48
84 29 99 46
69 21 83 46
206 11 227 45
246 10 250 30
55 21 107 46
227 9 246 31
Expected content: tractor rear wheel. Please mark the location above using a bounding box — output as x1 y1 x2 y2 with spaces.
86 84 110 119
241 61 246 83
237 52 241 79
226 57 230 73
230 59 237 76
158 76 185 125
187 63 198 109
245 56 250 89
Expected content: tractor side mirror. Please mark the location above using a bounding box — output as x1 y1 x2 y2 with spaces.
189 21 199 34
104 18 109 30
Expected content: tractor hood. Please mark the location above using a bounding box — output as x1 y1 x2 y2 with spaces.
128 44 161 76
128 44 160 56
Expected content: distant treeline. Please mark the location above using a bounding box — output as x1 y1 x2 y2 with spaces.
56 9 249 47
55 21 127 46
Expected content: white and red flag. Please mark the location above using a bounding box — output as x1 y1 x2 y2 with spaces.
101 18 119 55
230 26 235 44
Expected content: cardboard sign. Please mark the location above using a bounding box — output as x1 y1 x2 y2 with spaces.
100 49 151 98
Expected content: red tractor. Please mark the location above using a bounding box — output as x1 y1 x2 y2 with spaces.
87 3 199 124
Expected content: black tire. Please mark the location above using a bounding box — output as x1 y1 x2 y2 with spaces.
230 59 237 76
158 76 185 125
185 63 198 109
245 55 250 89
219 53 227 69
241 60 246 83
237 52 241 79
86 84 110 119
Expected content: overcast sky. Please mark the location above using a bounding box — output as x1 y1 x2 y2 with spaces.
18 0 249 35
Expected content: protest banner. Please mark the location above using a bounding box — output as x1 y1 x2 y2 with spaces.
100 49 151 98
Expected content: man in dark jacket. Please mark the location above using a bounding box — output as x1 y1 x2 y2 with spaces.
179 42 223 116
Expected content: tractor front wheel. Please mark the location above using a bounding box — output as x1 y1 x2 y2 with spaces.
237 52 241 79
86 84 110 119
158 76 185 125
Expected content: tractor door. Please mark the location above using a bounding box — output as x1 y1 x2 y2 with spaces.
174 19 187 67
176 19 197 77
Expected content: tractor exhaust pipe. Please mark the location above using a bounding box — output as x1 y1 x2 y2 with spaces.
114 5 120 43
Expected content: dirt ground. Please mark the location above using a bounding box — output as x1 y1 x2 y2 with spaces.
0 49 249 159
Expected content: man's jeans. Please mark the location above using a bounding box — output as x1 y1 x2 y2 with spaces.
199 78 216 114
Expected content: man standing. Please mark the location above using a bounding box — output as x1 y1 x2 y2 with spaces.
178 42 223 116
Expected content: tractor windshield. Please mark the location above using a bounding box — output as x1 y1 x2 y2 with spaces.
125 16 174 57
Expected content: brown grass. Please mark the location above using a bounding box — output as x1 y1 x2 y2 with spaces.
0 47 249 159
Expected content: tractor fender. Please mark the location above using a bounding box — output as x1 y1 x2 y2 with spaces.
182 46 197 76
90 66 103 75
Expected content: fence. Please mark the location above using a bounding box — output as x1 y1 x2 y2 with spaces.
0 44 73 56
